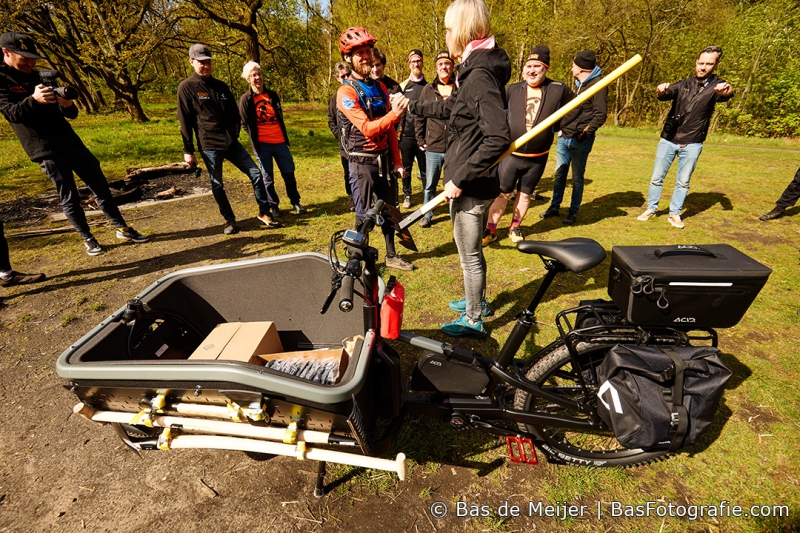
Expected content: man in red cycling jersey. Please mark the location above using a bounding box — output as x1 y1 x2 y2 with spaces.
336 27 415 270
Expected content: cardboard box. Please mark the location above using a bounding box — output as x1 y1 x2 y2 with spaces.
189 322 284 364
258 348 349 384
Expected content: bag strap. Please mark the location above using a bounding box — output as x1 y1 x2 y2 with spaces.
659 346 688 452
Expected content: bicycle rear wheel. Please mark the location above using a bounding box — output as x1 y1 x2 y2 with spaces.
513 342 673 467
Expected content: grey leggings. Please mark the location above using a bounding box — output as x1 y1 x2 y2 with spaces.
449 196 493 321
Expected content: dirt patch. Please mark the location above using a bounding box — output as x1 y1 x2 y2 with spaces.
0 170 209 226
738 401 783 434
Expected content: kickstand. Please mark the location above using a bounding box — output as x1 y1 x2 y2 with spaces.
313 460 327 498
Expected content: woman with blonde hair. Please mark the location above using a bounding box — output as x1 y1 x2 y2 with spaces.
400 0 510 337
238 61 307 216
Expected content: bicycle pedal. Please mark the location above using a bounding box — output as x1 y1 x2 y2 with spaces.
506 435 538 464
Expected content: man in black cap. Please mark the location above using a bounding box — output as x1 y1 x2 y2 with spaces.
540 49 607 226
0 32 150 256
177 43 279 235
414 51 456 228
398 49 427 208
637 46 732 229
482 45 573 245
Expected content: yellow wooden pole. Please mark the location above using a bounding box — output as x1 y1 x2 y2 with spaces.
397 54 643 231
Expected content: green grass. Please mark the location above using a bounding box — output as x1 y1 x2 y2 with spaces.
1 103 798 532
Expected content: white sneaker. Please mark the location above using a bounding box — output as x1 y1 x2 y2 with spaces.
637 209 656 221
668 214 685 229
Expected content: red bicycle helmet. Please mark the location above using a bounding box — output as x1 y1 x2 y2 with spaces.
339 27 377 55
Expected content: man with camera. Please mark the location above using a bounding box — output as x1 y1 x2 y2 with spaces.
0 32 149 256
637 46 733 229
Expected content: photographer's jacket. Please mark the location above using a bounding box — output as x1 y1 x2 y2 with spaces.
506 78 573 155
659 74 733 144
177 73 241 154
0 63 83 162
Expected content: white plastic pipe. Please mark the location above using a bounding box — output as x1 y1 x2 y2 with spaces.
74 403 406 480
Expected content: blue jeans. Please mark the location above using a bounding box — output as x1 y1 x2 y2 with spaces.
646 138 703 215
550 135 595 214
423 151 445 222
201 141 275 221
450 196 492 322
254 141 301 205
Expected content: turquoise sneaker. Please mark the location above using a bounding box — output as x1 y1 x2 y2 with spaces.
448 297 493 317
442 313 487 339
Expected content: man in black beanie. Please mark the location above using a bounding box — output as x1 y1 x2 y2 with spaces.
540 49 607 225
482 45 573 245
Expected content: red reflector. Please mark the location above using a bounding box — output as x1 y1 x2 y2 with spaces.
506 435 538 464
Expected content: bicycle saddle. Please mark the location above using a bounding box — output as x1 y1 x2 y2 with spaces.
516 237 606 273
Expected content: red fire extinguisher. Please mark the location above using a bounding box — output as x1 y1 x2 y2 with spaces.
380 276 404 340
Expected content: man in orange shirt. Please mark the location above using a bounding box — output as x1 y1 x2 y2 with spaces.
336 27 415 270
482 46 572 244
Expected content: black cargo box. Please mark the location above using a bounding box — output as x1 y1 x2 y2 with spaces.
607 245 772 328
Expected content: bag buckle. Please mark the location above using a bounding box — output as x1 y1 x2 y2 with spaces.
506 435 538 464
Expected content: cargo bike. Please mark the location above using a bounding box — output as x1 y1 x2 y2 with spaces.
57 201 771 496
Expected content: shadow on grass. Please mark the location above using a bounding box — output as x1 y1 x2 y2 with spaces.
7 226 306 298
682 191 733 219
523 190 645 232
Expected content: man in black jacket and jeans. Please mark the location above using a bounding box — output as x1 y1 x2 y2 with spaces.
399 49 427 208
414 51 456 228
483 45 572 244
637 46 733 229
541 49 607 226
0 32 149 256
178 44 278 235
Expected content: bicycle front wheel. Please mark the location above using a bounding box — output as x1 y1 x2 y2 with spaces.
513 342 673 467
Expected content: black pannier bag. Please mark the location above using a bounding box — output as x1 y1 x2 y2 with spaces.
607 245 771 327
595 344 732 450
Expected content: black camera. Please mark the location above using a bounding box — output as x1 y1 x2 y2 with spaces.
39 69 79 100
662 113 683 139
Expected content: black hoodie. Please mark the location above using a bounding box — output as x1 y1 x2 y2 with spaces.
409 47 511 200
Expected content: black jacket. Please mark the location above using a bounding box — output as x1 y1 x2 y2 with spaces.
177 73 241 154
327 91 347 157
659 74 733 144
381 75 402 96
506 78 573 155
399 77 426 139
238 87 290 148
409 48 511 200
414 78 454 153
0 63 84 161
559 75 607 139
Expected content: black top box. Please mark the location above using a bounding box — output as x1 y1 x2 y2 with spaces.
607 245 772 328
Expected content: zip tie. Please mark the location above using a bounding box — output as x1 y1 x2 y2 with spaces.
283 421 298 444
226 400 244 423
241 402 267 422
151 391 167 414
157 427 173 450
131 410 153 427
295 441 307 460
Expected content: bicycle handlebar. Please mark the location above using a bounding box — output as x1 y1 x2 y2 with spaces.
339 275 354 312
